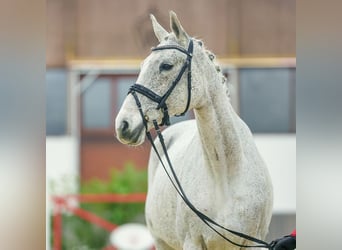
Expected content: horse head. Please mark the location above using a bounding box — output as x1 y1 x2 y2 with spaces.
116 11 208 145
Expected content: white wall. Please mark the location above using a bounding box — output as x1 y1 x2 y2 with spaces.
46 136 79 195
254 134 296 214
46 136 79 250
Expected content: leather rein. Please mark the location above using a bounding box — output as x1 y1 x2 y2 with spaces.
127 39 275 250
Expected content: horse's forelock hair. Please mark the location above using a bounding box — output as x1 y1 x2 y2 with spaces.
194 38 231 100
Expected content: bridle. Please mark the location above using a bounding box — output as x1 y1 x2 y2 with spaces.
127 39 276 250
128 39 193 126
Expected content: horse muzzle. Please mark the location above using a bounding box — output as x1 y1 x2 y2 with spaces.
115 118 146 146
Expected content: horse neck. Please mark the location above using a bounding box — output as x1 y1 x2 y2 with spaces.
194 67 245 185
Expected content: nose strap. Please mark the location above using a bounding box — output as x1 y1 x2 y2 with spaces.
129 84 171 126
129 84 162 104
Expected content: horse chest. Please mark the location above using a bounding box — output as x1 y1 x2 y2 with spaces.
145 151 234 244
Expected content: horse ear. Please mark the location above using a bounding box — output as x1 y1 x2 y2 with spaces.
150 14 168 42
169 11 189 44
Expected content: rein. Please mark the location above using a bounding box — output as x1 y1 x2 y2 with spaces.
128 39 276 250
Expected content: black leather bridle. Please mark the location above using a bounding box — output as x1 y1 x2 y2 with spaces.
128 39 193 126
127 39 275 250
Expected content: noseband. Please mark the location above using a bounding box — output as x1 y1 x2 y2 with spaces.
128 39 194 126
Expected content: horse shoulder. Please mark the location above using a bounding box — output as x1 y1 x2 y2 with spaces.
164 119 197 141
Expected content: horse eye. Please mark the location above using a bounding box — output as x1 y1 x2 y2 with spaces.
160 63 173 71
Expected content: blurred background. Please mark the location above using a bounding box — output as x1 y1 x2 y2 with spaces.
46 0 295 249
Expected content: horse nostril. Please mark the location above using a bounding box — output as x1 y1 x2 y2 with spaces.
121 120 129 133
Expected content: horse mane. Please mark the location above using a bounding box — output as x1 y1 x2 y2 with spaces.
193 38 231 100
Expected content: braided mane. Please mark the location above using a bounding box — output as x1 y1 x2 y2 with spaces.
194 38 230 100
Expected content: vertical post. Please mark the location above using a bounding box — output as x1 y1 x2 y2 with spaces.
67 69 81 194
67 69 79 137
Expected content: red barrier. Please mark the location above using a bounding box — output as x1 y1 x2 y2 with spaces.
68 206 117 232
63 193 147 203
53 204 62 250
51 193 147 250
